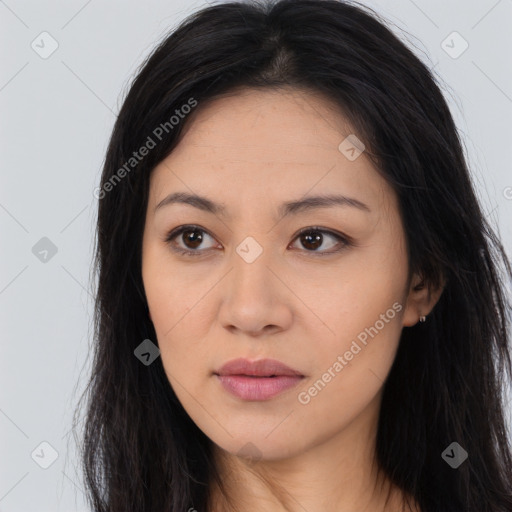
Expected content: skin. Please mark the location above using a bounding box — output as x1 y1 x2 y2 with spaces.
141 87 444 512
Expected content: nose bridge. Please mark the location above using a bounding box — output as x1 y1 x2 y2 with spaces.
222 230 288 316
231 234 273 295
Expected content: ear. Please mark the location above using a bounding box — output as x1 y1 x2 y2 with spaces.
402 272 445 327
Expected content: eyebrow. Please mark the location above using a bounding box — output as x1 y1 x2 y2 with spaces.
154 191 371 219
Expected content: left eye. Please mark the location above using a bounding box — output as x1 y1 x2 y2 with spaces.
289 227 349 253
164 225 350 256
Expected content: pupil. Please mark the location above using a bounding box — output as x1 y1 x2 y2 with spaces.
302 231 322 250
184 229 202 249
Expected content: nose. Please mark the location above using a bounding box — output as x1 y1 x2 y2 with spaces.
217 243 293 337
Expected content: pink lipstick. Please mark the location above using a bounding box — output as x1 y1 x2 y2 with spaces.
214 358 305 401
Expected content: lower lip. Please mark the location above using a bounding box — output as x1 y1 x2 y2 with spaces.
216 374 304 400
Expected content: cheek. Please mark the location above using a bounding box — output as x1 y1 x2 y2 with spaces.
148 281 210 365
143 267 217 394
143 242 213 334
298 248 406 402
308 262 405 345
295 302 403 439
305 295 403 392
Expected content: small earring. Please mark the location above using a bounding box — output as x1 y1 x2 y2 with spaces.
419 315 426 323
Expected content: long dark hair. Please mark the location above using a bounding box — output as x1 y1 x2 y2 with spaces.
74 1 512 510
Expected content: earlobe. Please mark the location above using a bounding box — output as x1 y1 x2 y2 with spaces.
402 272 446 327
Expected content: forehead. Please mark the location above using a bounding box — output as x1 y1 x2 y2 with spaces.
171 87 357 163
148 87 395 220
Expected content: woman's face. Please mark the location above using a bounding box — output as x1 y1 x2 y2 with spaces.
142 87 424 461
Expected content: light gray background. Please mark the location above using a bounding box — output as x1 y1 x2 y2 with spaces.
1 1 511 510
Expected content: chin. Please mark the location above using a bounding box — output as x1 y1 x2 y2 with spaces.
213 432 307 463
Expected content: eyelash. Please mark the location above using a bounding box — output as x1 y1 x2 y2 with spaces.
164 224 352 258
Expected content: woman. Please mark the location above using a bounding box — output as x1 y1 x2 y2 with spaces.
76 1 512 510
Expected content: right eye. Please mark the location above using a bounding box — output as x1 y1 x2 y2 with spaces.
164 225 219 257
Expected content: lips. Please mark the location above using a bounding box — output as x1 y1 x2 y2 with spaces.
215 358 304 378
214 358 305 400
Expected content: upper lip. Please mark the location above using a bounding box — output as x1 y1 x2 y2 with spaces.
215 358 304 377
